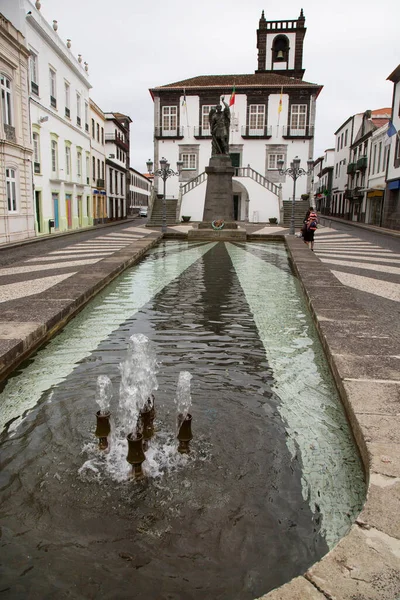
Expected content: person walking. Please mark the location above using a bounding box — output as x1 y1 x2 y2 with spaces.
303 208 318 250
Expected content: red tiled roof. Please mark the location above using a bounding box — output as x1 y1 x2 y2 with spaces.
371 107 392 116
151 72 322 92
371 118 390 128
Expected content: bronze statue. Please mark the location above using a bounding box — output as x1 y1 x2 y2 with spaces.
209 97 230 155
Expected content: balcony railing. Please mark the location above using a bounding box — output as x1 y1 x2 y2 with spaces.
31 81 39 96
282 125 314 137
193 126 211 138
96 178 105 189
4 124 16 142
154 126 184 139
105 132 129 151
356 155 367 170
346 187 363 200
347 162 356 175
241 125 272 138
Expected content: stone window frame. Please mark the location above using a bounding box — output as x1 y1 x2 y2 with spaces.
201 105 212 132
162 105 178 134
65 140 72 180
1 72 13 126
5 165 18 213
267 152 285 170
178 144 199 182
265 144 287 182
248 104 266 133
290 104 307 131
50 133 59 176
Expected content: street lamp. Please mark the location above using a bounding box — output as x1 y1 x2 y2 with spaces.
277 156 314 235
146 157 183 233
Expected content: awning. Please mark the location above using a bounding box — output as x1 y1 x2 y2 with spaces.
367 190 384 198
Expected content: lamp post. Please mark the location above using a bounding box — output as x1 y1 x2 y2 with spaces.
146 157 183 233
277 156 314 235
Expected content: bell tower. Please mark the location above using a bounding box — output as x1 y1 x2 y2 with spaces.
256 9 306 79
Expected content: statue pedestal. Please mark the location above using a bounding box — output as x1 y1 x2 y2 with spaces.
203 155 235 222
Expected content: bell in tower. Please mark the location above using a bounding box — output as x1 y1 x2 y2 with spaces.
256 8 307 80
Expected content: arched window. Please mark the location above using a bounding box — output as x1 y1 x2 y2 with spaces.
1 74 13 125
272 35 289 63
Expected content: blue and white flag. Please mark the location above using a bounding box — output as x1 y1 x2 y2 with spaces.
385 120 397 145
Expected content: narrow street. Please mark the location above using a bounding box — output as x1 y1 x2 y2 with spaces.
314 221 400 343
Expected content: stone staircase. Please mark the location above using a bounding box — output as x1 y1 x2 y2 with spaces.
282 199 310 228
147 198 178 227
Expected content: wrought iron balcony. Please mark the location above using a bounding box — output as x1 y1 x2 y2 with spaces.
4 124 16 142
346 187 363 200
105 132 129 151
347 162 356 175
154 126 184 139
241 125 272 138
356 155 367 170
282 125 314 138
193 126 211 138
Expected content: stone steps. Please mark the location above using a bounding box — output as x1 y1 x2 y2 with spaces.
147 198 178 226
282 199 311 227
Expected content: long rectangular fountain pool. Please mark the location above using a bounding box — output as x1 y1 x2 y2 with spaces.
0 240 365 599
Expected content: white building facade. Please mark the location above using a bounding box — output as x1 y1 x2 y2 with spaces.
385 65 400 230
346 109 391 223
89 98 106 224
366 123 389 225
313 149 334 214
2 0 92 234
0 13 35 243
150 10 322 224
331 114 362 219
128 167 151 214
104 112 131 220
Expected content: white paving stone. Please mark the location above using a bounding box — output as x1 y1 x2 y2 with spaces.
0 258 100 276
0 273 76 303
331 270 400 302
318 257 400 275
27 252 111 261
316 252 400 264
252 226 287 234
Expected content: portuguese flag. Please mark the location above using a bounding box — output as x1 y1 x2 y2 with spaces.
229 86 236 107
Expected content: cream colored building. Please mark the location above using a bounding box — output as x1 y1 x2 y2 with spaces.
89 98 106 224
0 13 35 244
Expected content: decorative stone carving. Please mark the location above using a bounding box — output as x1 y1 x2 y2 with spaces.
67 39 71 48
52 20 58 31
35 0 41 10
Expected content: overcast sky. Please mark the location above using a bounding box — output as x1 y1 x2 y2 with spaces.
39 0 400 171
